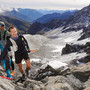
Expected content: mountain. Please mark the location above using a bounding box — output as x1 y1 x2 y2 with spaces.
1 8 33 23
44 5 90 38
18 8 43 21
60 5 90 40
37 9 77 15
29 4 90 38
28 10 77 34
28 19 68 35
28 22 45 35
0 8 43 22
33 11 77 23
62 5 90 33
0 8 78 23
0 15 31 33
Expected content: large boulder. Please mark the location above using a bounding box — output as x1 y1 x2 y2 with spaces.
46 82 73 90
15 78 45 90
42 75 83 90
34 61 69 80
71 62 90 82
83 77 90 90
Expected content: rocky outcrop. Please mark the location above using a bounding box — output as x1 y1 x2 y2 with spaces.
42 75 83 90
34 61 69 80
78 25 90 40
15 78 45 90
71 62 90 82
61 43 85 55
84 42 90 54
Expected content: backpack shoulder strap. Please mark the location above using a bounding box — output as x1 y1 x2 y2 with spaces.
3 30 7 40
9 38 18 52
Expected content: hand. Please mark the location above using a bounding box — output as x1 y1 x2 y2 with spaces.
30 49 37 52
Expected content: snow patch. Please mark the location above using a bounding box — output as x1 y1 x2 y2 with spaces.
65 37 75 42
52 46 64 52
22 58 41 64
48 60 67 70
58 52 87 63
31 59 41 63
73 38 90 45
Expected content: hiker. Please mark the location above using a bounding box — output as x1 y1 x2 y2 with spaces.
0 21 14 78
0 26 31 79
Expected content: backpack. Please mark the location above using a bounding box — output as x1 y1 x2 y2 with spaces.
19 34 30 51
3 30 10 40
0 30 7 40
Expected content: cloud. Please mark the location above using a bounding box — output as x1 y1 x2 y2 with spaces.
0 0 90 10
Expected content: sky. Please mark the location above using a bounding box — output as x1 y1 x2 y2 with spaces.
0 0 90 10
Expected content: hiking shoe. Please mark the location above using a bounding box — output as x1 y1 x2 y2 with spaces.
8 75 13 79
11 71 15 76
6 69 13 79
7 74 13 79
21 74 25 80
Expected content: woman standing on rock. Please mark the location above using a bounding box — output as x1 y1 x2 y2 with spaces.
0 26 31 79
0 21 14 79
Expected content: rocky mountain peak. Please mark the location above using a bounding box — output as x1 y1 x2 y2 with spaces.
62 4 90 33
72 4 90 24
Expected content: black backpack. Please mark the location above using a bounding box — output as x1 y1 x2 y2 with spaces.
18 34 30 52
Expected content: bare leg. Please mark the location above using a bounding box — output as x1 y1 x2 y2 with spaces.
17 63 24 75
25 60 31 71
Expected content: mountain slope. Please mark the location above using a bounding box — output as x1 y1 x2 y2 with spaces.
62 5 90 33
44 4 90 40
18 8 43 21
34 11 76 23
37 9 77 15
0 9 33 23
28 22 45 34
0 8 43 22
28 10 77 34
0 15 31 33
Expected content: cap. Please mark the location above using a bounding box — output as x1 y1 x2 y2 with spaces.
0 21 5 27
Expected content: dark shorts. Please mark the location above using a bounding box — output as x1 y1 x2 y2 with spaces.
15 52 30 64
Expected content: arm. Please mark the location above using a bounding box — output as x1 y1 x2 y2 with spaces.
0 41 11 60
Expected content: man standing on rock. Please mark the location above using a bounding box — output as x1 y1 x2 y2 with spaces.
0 26 31 79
